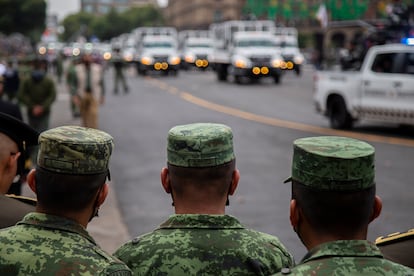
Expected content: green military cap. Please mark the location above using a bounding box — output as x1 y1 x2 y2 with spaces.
284 136 375 191
167 123 235 167
37 126 114 175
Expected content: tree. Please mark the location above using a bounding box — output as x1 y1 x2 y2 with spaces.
0 0 46 41
61 5 165 42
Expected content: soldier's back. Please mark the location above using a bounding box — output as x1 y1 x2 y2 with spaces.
0 213 131 276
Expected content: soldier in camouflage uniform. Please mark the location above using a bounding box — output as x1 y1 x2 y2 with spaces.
114 122 294 275
0 126 132 276
274 136 414 275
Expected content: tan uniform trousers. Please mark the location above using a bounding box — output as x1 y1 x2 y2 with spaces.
80 93 99 129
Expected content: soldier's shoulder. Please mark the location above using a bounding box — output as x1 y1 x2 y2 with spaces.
376 228 414 246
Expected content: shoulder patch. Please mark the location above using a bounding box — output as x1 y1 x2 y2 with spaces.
6 194 37 206
376 229 414 245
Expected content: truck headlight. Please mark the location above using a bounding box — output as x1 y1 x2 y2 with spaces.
271 58 284 68
294 55 304 65
123 53 134 62
141 56 153 65
169 56 181 65
185 54 195 63
233 56 251 68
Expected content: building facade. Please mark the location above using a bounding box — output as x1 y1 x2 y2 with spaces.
81 0 157 15
165 0 245 30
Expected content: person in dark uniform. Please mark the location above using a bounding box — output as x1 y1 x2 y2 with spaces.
376 228 414 268
0 112 38 228
0 75 32 196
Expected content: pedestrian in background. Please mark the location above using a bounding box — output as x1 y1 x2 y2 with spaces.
115 122 294 275
17 57 56 133
66 57 80 118
0 112 38 228
75 52 105 129
111 47 129 95
273 136 414 275
0 125 132 275
3 60 20 102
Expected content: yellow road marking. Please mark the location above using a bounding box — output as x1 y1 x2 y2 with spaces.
148 78 414 147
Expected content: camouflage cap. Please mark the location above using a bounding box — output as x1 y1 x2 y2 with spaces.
37 126 114 175
284 136 375 191
167 123 235 167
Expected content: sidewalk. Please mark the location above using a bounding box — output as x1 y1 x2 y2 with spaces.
22 76 130 254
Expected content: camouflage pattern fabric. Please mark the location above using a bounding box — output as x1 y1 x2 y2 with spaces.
114 214 294 275
285 136 375 191
272 240 414 275
37 125 114 175
0 212 132 276
167 123 235 168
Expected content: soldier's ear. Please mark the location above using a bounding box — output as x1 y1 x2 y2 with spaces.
289 199 299 231
161 167 171 194
27 169 37 194
228 169 239 196
369 195 382 223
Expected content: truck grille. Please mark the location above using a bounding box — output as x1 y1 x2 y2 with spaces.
250 56 271 65
153 55 168 62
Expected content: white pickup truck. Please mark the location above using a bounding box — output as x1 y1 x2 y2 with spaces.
314 43 414 129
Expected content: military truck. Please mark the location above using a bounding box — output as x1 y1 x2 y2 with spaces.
133 27 181 76
209 20 284 84
178 30 213 70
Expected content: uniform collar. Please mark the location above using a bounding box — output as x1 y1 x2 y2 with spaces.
159 214 244 229
18 212 96 244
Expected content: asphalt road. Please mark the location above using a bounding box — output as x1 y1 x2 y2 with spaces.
99 64 414 261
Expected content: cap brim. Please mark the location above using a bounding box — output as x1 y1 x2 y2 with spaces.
0 112 39 148
283 176 292 184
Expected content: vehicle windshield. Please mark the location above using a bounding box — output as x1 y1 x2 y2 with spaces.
186 43 212 48
143 42 173 48
236 39 276 47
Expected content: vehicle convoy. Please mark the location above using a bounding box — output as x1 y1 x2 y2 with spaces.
314 43 414 129
134 27 181 76
209 20 285 84
178 30 213 70
273 27 305 76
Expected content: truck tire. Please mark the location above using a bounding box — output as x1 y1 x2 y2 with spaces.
295 65 301 76
328 97 353 129
217 64 228 81
274 74 281 84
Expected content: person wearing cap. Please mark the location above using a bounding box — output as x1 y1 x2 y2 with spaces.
0 126 132 275
114 122 294 275
74 52 105 129
273 136 414 275
0 112 38 228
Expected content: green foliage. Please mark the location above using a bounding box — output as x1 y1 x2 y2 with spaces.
61 4 165 42
0 0 46 41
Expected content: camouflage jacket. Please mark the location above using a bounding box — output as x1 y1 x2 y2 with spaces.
114 214 294 275
0 212 132 276
273 240 414 275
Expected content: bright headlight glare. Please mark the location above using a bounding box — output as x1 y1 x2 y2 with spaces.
272 59 283 68
141 57 152 65
185 55 195 63
294 56 304 64
169 56 181 65
234 59 247 68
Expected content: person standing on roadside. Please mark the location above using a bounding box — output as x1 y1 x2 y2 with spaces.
115 122 294 275
75 52 105 129
0 125 132 275
17 57 56 133
111 47 129 95
273 136 414 275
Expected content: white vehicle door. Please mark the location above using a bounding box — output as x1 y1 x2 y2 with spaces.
359 51 414 124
